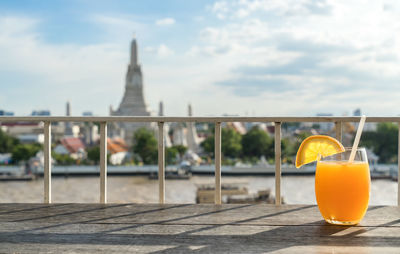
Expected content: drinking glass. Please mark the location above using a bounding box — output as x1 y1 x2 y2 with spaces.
315 147 370 225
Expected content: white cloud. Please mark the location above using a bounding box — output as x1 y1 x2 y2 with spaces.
211 1 230 19
0 16 126 115
157 44 174 57
212 0 333 19
3 0 400 117
186 46 200 57
206 1 400 75
186 0 400 116
0 15 182 116
144 44 174 57
155 18 175 26
0 16 39 35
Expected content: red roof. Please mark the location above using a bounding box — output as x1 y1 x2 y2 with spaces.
107 138 128 154
60 137 85 154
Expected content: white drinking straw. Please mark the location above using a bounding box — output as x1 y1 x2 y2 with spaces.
348 115 366 163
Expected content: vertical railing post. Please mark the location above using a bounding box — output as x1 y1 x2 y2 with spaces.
398 123 400 206
158 122 165 204
215 122 222 205
335 121 342 143
44 122 52 203
275 122 282 205
100 122 107 204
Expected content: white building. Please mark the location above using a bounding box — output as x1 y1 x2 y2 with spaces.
171 104 203 153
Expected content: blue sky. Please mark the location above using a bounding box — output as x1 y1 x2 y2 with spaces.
1 0 400 116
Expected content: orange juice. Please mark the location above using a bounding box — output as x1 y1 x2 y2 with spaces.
315 161 370 225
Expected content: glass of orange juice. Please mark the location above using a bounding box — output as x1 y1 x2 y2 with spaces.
315 147 370 225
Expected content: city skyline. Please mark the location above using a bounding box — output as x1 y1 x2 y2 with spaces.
1 0 400 117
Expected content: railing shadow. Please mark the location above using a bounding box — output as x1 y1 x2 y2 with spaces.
0 204 399 253
0 203 70 215
12 203 192 234
10 203 129 222
98 204 253 234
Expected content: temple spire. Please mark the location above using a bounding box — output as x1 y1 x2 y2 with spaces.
188 103 193 116
130 37 138 66
66 101 71 116
111 37 151 147
159 101 164 116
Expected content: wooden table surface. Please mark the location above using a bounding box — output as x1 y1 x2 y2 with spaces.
0 204 399 253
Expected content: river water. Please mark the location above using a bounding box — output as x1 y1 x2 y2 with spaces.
0 175 397 205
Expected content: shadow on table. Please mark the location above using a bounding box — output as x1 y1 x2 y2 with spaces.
0 204 399 253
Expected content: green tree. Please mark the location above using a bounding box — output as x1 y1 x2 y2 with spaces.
165 145 188 165
222 128 242 157
242 127 273 159
281 138 294 163
360 122 398 163
166 146 178 165
281 131 312 164
200 135 214 156
173 145 187 157
132 128 158 164
200 127 242 158
311 123 320 130
0 129 19 153
11 143 41 163
52 152 76 165
87 146 100 164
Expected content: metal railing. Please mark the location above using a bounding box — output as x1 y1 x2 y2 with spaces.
1 116 399 206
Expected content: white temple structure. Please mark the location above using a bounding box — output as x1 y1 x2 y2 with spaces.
171 124 187 147
171 104 202 153
186 104 201 153
108 37 202 153
110 38 153 146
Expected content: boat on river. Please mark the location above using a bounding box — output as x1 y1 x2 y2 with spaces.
195 182 278 204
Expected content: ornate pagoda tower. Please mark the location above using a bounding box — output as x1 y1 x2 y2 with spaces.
110 37 152 146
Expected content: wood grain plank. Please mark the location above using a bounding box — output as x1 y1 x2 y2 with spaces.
0 204 399 254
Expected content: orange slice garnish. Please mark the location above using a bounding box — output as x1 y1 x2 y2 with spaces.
295 135 345 168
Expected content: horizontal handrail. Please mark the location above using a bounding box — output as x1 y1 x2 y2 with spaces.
1 116 400 123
